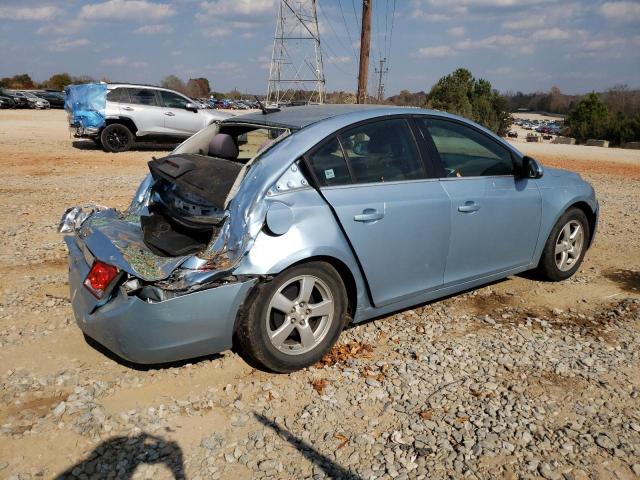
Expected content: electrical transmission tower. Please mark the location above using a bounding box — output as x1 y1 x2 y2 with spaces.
267 0 325 105
374 57 389 102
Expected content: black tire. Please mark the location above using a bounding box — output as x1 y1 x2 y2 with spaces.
537 207 590 281
100 123 134 153
235 262 348 373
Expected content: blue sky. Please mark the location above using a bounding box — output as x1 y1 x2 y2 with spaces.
0 0 639 95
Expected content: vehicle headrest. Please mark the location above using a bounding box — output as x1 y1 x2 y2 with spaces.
209 133 238 160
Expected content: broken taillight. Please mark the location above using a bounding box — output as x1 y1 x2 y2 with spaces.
83 261 119 299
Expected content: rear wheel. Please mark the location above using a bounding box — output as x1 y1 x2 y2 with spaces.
236 262 348 373
537 208 589 281
101 123 134 153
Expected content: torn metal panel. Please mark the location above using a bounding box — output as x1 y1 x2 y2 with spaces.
78 210 191 281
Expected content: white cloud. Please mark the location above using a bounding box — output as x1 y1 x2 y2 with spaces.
47 38 90 52
456 34 524 49
134 24 172 34
0 5 61 21
416 45 455 57
412 12 450 22
103 57 148 68
599 1 640 22
448 26 465 37
199 0 276 16
328 56 352 64
102 57 127 65
79 0 174 21
531 28 570 40
203 27 232 38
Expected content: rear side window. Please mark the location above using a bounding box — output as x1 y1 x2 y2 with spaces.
126 88 159 106
339 119 424 184
307 138 352 187
106 88 130 103
419 118 514 177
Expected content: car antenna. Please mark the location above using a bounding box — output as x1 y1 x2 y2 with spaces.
255 96 280 115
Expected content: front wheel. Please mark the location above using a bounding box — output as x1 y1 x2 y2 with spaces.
100 123 134 153
537 208 590 281
235 262 348 373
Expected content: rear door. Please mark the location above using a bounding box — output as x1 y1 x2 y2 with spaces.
159 90 205 136
306 118 451 307
416 117 542 284
118 87 163 135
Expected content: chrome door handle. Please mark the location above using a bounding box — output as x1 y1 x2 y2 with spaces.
354 209 384 222
164 112 175 116
121 106 134 111
458 201 480 213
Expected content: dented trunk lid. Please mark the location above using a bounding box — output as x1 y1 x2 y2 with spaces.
78 210 191 281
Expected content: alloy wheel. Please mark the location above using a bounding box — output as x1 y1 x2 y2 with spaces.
554 220 584 271
106 126 129 151
265 274 335 355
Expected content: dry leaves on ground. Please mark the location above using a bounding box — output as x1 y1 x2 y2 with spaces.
315 341 375 368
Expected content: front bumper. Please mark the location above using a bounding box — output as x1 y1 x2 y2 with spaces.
65 236 256 364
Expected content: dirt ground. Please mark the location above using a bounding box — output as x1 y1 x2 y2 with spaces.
0 109 639 479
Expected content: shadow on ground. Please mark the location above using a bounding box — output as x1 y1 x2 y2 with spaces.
254 412 361 479
72 140 178 152
55 433 185 479
604 268 640 293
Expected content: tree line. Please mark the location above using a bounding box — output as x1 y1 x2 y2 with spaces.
4 70 638 144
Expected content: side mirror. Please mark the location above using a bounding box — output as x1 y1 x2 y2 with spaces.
185 102 198 112
522 156 544 179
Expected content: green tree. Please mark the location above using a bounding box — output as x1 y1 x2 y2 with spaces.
45 73 73 90
426 68 512 135
566 92 609 142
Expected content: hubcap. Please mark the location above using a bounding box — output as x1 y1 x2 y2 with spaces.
554 220 584 272
266 275 334 355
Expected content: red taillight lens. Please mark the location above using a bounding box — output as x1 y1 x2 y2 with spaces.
83 261 119 299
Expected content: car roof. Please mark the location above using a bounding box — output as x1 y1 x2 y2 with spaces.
227 104 421 130
106 83 184 94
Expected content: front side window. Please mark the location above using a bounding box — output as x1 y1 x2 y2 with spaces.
307 138 352 186
339 119 424 184
160 91 190 109
419 118 514 177
126 88 159 106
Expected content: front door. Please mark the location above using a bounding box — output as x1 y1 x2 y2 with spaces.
417 117 542 284
306 118 451 307
159 90 204 136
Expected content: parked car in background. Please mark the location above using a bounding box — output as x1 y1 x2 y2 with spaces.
15 91 50 109
0 95 17 109
0 89 30 108
34 90 65 108
60 105 598 372
66 83 232 152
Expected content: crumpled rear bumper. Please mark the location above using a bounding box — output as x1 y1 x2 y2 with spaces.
65 236 256 364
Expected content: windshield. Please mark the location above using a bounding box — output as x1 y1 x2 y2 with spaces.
216 124 289 163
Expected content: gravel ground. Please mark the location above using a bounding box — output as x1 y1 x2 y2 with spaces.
0 110 639 480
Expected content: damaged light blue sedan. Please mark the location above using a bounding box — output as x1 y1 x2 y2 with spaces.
59 105 598 372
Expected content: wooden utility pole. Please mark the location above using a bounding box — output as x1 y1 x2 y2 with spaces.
357 0 372 104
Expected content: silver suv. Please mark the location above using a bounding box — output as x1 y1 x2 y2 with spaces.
74 83 231 152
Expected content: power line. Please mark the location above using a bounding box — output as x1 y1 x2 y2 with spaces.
316 0 357 62
338 0 358 60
